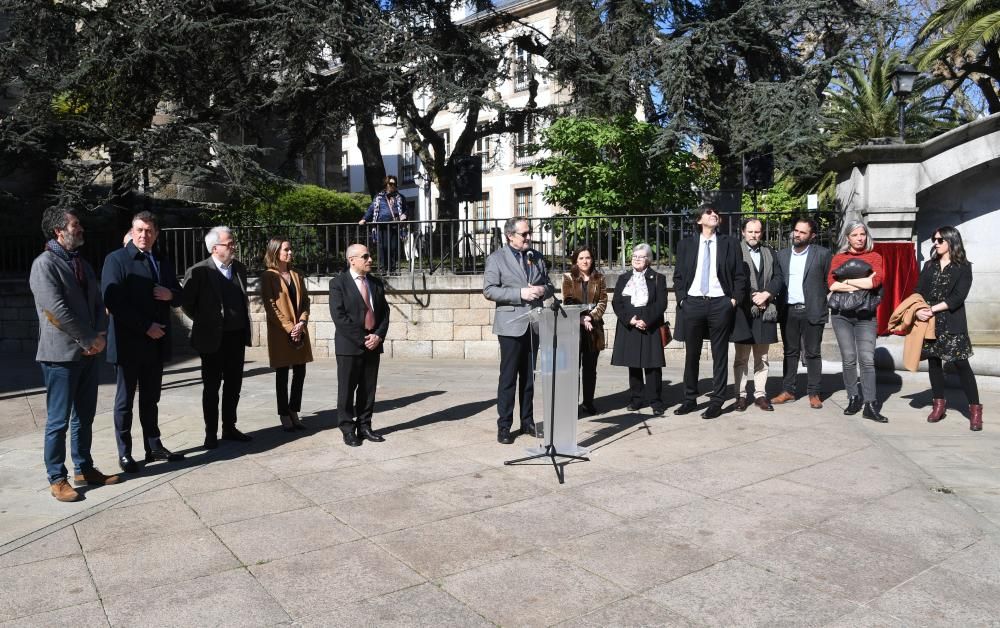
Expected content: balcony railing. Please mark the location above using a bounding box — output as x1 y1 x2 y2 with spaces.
0 211 842 280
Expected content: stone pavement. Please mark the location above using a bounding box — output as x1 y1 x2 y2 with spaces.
1 352 999 627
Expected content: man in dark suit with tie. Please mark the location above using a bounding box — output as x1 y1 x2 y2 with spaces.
102 211 184 472
329 243 390 447
672 205 748 419
483 216 555 444
181 226 253 449
771 216 832 409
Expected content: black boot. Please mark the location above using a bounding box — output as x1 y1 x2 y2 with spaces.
862 402 888 423
844 395 863 415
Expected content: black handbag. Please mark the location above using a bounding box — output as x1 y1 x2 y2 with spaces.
828 289 880 313
832 258 873 280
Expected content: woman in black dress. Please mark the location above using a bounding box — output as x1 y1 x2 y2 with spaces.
916 226 981 431
611 243 668 414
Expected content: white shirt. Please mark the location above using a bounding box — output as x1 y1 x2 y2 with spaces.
212 256 232 281
748 247 761 272
689 233 725 297
787 246 810 305
349 269 373 310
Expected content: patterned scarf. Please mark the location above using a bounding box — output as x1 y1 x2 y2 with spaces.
46 239 86 289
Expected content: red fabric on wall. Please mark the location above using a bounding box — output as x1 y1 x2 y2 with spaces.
874 242 918 336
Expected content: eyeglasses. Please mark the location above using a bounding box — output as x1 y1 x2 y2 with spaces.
631 255 648 260
350 253 372 260
516 231 532 237
215 241 237 249
932 237 946 244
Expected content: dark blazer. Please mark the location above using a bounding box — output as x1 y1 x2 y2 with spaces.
672 233 748 340
916 260 972 335
775 244 833 326
610 269 667 368
181 257 252 354
329 272 390 355
102 242 182 366
733 243 784 344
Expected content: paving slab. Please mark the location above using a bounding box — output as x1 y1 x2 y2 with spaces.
555 596 696 627
0 555 98 622
212 505 361 565
296 583 493 627
869 565 1000 625
715 477 868 527
184 480 313 527
73 497 204 552
0 600 109 628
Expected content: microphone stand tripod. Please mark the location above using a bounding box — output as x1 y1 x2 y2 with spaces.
504 295 590 484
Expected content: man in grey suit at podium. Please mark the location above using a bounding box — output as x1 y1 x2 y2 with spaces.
484 216 555 444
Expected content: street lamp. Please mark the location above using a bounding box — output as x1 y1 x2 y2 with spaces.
889 63 920 142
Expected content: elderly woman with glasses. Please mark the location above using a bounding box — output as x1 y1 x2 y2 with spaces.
611 243 668 414
917 226 981 431
359 174 407 274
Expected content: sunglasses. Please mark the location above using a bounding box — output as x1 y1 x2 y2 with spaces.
932 237 946 244
351 253 372 260
516 231 532 237
701 209 719 215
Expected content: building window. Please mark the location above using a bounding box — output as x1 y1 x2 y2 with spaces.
514 47 532 92
401 141 418 184
473 192 491 232
435 129 451 161
515 187 533 218
513 125 536 167
475 130 496 171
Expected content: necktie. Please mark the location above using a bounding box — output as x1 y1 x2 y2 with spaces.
520 251 529 278
145 252 159 283
700 240 711 295
356 276 376 330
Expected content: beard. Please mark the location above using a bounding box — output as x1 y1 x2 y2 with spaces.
62 232 85 251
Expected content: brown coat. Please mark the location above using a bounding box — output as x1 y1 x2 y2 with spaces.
260 268 313 368
888 293 935 373
561 272 607 352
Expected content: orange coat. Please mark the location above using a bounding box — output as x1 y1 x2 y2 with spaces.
260 268 313 368
888 293 935 372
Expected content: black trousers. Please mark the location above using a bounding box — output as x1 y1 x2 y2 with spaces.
275 364 307 415
928 357 980 405
682 296 734 404
581 350 599 406
336 351 381 433
497 330 538 431
628 367 663 409
113 361 164 458
200 329 246 436
780 306 824 396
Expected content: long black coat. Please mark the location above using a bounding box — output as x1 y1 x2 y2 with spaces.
101 242 182 366
916 260 973 335
610 269 667 368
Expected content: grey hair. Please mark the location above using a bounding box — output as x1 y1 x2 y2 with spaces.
204 226 232 253
836 220 874 253
633 243 653 261
346 243 366 260
504 215 528 239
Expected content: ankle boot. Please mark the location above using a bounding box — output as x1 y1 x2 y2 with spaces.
279 415 294 432
969 404 983 431
927 398 947 423
844 395 863 415
862 402 888 423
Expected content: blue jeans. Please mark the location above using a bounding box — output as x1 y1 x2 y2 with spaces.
40 358 99 484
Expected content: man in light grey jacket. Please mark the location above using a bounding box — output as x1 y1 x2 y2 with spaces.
483 216 554 444
29 208 119 502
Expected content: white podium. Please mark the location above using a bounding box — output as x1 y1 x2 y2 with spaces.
504 302 590 483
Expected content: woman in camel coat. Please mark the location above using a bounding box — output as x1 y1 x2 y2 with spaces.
260 237 313 431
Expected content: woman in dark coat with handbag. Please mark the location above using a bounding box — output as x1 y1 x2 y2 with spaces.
916 226 981 431
611 243 668 414
827 220 887 422
562 246 607 415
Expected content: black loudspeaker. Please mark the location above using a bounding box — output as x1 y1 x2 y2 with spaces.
742 150 774 190
454 155 483 202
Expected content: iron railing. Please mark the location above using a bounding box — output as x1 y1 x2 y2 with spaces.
1 211 841 280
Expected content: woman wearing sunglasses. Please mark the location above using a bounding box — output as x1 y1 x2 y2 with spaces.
917 226 981 431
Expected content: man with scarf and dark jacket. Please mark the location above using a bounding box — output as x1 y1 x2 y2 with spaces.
30 208 119 502
731 218 784 411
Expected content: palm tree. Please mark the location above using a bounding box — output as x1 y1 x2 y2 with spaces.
824 51 963 151
914 0 1000 113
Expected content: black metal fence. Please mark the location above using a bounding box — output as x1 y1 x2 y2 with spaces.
1 211 841 279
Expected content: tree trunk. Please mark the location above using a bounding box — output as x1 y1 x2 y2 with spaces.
353 113 386 197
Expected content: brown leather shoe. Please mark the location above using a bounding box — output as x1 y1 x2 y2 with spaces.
809 394 823 409
50 479 80 502
735 397 749 412
771 391 796 405
754 396 774 411
73 468 120 487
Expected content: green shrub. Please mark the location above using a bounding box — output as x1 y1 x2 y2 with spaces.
221 185 371 226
